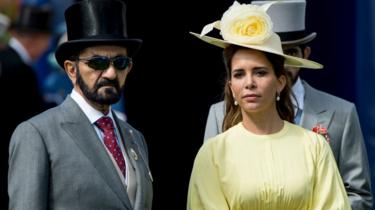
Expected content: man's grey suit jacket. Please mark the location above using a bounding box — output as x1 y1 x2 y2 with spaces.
8 96 153 210
203 80 372 210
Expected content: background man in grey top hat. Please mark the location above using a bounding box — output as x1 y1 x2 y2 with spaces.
203 1 372 209
8 0 152 209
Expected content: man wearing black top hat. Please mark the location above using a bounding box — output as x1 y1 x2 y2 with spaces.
0 4 52 209
8 0 153 210
203 1 372 209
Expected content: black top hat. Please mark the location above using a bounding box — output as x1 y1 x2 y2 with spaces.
55 0 142 68
11 4 53 33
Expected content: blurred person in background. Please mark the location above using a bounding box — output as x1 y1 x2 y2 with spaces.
0 3 52 209
0 11 10 48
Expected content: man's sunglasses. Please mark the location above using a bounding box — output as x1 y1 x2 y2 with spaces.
76 55 132 71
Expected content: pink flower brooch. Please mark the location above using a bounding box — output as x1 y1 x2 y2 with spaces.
312 124 330 143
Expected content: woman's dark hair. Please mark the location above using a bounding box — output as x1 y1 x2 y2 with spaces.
222 45 295 131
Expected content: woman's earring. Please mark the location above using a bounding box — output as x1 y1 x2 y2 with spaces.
276 92 280 101
233 93 238 106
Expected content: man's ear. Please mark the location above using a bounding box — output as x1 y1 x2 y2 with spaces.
126 62 133 72
303 46 311 59
277 75 287 93
64 60 77 82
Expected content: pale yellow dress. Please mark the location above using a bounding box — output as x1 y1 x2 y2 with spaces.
187 121 351 210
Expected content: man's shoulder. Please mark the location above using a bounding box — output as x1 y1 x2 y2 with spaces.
11 105 62 139
0 47 20 63
210 100 225 111
0 46 14 57
303 80 355 109
27 105 62 125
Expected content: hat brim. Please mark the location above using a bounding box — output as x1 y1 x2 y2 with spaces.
281 32 317 48
55 38 142 69
10 23 52 34
190 32 322 69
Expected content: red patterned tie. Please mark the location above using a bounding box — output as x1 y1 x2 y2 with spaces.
96 116 126 177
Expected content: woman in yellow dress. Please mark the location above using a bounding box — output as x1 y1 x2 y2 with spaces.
187 2 351 210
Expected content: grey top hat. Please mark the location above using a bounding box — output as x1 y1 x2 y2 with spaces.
251 0 316 46
55 0 142 68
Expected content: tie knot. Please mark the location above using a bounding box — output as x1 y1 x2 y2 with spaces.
96 116 114 131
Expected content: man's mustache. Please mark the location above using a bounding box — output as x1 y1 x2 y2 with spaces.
95 79 120 90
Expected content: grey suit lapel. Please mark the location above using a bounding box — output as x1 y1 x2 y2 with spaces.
300 81 334 130
60 97 132 209
115 116 151 210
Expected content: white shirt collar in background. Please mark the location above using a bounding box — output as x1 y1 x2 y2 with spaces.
9 37 32 65
291 77 305 112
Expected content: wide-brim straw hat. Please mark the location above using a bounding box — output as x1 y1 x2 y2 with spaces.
190 1 322 69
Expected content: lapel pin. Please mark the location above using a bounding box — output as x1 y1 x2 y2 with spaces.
130 148 138 160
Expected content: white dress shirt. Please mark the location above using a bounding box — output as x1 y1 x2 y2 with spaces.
291 77 305 124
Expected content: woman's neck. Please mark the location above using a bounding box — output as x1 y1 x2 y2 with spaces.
241 109 284 135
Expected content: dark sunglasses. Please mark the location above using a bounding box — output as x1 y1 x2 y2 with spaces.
77 55 132 71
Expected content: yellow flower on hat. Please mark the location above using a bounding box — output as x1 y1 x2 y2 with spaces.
220 1 273 45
